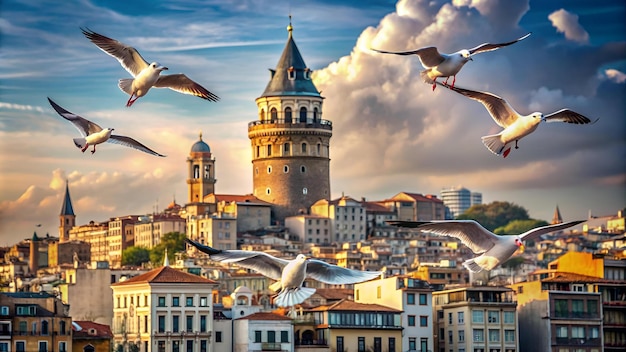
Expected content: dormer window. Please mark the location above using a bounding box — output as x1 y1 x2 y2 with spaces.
304 68 311 80
288 66 295 80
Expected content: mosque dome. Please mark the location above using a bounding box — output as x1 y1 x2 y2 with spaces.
191 132 210 153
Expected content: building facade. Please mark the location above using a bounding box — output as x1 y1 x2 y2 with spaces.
440 186 482 219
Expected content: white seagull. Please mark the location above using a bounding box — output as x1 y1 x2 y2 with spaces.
388 219 585 272
371 33 530 91
437 82 598 157
185 239 381 307
48 98 166 157
81 28 219 107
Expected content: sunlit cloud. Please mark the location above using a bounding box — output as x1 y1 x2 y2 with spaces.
548 8 590 43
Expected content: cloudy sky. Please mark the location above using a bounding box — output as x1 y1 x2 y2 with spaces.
1 0 624 246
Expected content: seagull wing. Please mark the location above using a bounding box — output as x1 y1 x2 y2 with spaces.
411 220 499 254
305 259 381 284
519 220 586 242
107 135 166 157
439 83 519 128
543 109 597 124
47 97 102 137
468 33 531 55
81 28 149 77
386 221 434 228
185 239 288 280
154 74 220 101
371 47 446 68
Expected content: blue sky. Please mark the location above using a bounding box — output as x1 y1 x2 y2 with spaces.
1 0 624 245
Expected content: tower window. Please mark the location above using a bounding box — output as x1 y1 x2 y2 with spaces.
288 67 295 80
300 165 306 173
259 109 265 121
299 107 307 123
255 168 258 175
193 165 200 179
256 146 260 158
270 108 278 121
301 143 307 154
303 188 308 195
267 145 272 156
267 166 272 174
313 107 319 122
304 68 311 80
266 188 271 195
283 143 290 155
284 107 292 123
283 165 289 173
317 143 321 156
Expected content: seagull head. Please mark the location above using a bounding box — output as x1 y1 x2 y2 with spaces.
459 49 472 61
514 237 525 253
532 112 545 122
149 62 169 72
296 254 308 262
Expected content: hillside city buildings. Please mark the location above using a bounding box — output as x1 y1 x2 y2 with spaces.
1 21 625 352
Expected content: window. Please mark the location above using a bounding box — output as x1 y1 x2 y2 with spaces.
200 315 207 332
0 343 8 352
60 320 67 334
472 310 484 323
15 342 25 352
504 330 515 343
408 315 416 326
172 315 180 333
281 331 289 342
19 321 26 333
473 329 484 342
420 338 428 352
288 67 295 80
488 311 500 323
300 165 306 173
158 341 165 352
572 300 583 317
374 337 381 352
448 312 453 324
186 297 193 306
554 299 568 317
285 107 292 123
38 342 47 352
299 107 307 122
408 338 416 351
503 311 515 324
270 108 278 121
186 315 193 332
590 326 599 338
186 341 192 352
419 293 428 305
301 143 307 154
571 326 584 338
337 336 344 352
0 307 8 315
388 337 396 352
488 329 500 342
407 293 415 305
254 330 262 343
267 145 272 157
556 326 568 338
200 297 207 306
216 331 222 343
172 341 180 352
420 316 428 327
358 337 365 352
459 330 465 342
448 330 453 344
158 316 165 333
458 311 465 324
41 320 49 335
587 299 598 316
158 297 166 307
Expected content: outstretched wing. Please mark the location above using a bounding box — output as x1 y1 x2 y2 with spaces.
372 47 446 68
108 135 166 157
543 109 596 124
468 33 531 55
154 74 220 101
47 97 102 137
391 220 499 254
81 28 149 77
438 82 519 128
519 220 586 242
305 259 381 284
185 239 288 280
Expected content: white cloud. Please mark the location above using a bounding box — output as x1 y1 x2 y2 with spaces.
548 9 590 44
605 69 626 84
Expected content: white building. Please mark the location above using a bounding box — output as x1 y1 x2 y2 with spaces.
134 214 186 249
110 264 219 352
355 276 434 352
233 312 293 352
440 186 482 219
285 214 331 244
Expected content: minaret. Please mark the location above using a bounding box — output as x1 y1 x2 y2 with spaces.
187 132 216 204
248 19 332 223
59 180 76 243
551 205 563 225
29 231 39 274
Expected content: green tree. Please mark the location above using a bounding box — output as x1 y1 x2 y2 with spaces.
150 232 187 265
121 246 150 266
456 201 530 231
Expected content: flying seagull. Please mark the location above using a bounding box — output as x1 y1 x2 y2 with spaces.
371 33 530 91
48 98 166 157
81 28 219 107
388 219 585 272
437 82 598 157
185 239 381 307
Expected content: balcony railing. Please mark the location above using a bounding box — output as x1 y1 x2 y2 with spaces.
554 337 602 346
261 342 283 351
248 118 332 130
551 312 602 320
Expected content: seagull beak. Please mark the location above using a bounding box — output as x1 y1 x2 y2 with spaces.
519 244 525 253
160 66 169 71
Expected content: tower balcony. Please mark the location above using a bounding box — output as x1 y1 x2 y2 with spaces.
248 118 332 137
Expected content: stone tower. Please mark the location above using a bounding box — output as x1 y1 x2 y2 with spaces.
59 180 75 243
248 22 332 223
187 132 216 204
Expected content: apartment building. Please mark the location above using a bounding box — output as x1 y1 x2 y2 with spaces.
285 214 332 245
310 196 367 242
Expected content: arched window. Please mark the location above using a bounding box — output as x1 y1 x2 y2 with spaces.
284 107 292 123
41 320 49 335
317 143 321 156
299 107 307 123
288 67 295 80
270 108 278 122
283 143 290 155
301 143 307 154
267 145 272 156
313 107 319 123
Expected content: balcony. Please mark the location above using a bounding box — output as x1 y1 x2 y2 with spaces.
554 337 601 346
550 312 602 320
248 119 332 136
261 342 283 351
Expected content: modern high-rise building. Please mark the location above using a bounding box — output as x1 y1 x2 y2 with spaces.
248 22 332 224
440 186 482 219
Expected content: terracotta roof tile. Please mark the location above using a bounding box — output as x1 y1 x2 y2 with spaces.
72 321 113 338
310 299 401 313
312 288 353 300
112 266 218 286
237 312 291 321
541 272 612 283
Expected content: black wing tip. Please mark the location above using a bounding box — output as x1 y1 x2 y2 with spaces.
185 238 221 255
386 220 433 228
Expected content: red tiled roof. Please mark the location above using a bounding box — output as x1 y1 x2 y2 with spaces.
309 299 401 312
111 266 218 286
361 202 393 212
541 272 610 283
312 288 353 300
214 194 271 205
72 321 113 338
237 312 291 321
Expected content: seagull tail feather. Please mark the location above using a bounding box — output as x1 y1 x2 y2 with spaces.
274 287 316 307
462 258 484 273
419 69 435 84
73 138 86 149
118 79 134 96
481 134 508 156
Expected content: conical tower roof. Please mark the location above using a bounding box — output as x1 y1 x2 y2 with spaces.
60 180 75 216
551 205 563 224
260 22 320 97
